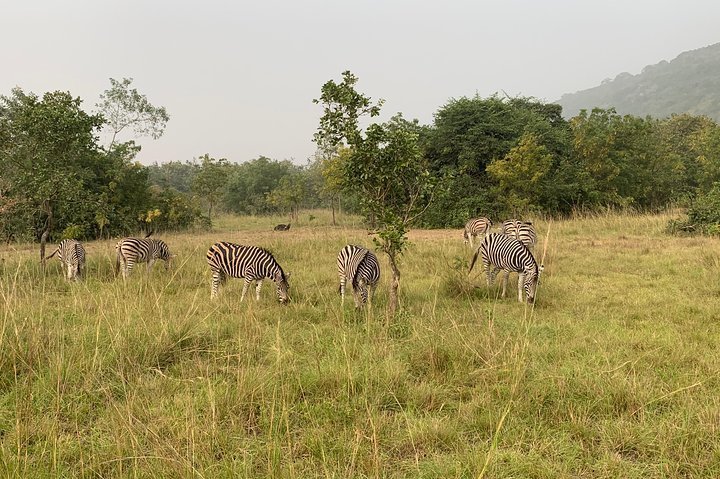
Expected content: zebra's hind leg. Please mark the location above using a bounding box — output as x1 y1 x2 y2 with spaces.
210 270 224 299
339 276 346 304
255 280 263 301
502 271 510 298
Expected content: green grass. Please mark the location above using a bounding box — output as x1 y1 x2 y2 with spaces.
1 209 719 477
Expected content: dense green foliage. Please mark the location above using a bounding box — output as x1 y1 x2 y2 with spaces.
5 70 720 241
421 97 720 227
557 42 720 120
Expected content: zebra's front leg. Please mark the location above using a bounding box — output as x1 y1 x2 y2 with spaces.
240 279 251 302
146 259 155 273
517 273 525 303
255 280 263 301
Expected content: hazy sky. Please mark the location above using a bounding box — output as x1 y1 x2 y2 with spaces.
2 0 719 165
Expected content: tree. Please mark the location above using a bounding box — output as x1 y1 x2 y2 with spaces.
314 71 437 315
96 77 169 150
191 154 229 227
266 172 307 220
0 88 104 262
422 94 573 225
308 146 351 225
222 157 299 215
486 132 553 214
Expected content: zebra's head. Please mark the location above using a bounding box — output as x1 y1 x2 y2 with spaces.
164 253 177 270
274 271 290 304
524 264 543 304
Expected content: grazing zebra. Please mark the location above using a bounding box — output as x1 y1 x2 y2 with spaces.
469 233 542 304
47 239 86 281
273 223 291 231
463 217 493 248
115 237 174 279
500 219 536 250
337 244 380 308
206 241 290 303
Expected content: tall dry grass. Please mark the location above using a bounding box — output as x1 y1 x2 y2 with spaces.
0 209 719 477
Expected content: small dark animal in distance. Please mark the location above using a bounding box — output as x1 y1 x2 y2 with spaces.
274 224 291 231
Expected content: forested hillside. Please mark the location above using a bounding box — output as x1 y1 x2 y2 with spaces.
557 42 720 120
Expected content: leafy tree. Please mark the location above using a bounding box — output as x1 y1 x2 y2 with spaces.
486 132 553 214
147 160 198 193
266 172 307 220
191 154 229 226
96 77 169 149
314 71 437 315
222 157 299 215
0 88 104 261
146 186 205 232
307 146 352 225
423 94 573 224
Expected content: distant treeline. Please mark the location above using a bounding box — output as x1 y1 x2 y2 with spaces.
3 86 720 243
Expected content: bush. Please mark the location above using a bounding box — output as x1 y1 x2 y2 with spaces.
668 183 720 235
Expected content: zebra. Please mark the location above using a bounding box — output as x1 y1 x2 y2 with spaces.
463 217 493 248
47 239 86 281
206 241 290 303
469 233 542 304
500 219 536 250
273 223 291 231
499 219 537 289
337 244 380 308
115 237 174 279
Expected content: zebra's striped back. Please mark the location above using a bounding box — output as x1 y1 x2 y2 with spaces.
115 237 173 279
48 239 85 281
463 217 492 247
206 241 289 303
501 219 537 250
470 233 540 303
337 245 380 307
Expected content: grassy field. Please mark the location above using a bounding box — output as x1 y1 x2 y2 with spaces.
1 209 719 478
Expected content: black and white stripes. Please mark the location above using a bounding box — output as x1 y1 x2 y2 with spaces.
337 244 380 307
463 217 493 248
47 239 86 281
206 241 290 303
500 219 537 250
470 233 541 304
115 237 174 279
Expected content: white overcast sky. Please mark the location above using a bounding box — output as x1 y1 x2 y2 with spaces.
2 0 718 165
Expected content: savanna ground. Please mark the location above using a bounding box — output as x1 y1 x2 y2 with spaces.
1 210 719 478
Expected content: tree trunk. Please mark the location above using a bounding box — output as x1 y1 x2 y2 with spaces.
331 196 336 226
387 252 401 316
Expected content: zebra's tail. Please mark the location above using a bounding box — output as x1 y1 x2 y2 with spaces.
46 248 59 260
468 248 480 274
114 242 121 276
